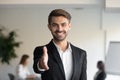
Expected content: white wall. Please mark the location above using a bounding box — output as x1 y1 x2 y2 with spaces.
0 6 104 80
102 11 120 52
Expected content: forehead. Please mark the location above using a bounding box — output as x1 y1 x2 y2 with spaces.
50 16 69 23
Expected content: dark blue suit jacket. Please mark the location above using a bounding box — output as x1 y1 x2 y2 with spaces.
33 40 87 80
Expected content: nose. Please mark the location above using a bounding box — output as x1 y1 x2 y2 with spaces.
57 25 63 31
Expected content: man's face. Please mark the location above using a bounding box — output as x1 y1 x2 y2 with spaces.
48 16 71 42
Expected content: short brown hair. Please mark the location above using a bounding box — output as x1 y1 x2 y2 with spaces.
48 9 71 24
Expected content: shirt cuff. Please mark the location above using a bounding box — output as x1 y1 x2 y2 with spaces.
37 62 46 71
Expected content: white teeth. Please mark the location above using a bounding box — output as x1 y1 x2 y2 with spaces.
57 32 63 35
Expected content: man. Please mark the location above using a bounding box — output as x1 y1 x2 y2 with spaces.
33 9 87 80
94 61 106 80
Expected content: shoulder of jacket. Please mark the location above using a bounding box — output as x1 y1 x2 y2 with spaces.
70 44 86 52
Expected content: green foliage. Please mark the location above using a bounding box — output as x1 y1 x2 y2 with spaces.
0 27 21 64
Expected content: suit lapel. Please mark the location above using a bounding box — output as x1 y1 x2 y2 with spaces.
71 44 78 80
48 41 66 79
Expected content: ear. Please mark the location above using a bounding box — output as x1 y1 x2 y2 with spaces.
69 23 71 30
48 24 51 31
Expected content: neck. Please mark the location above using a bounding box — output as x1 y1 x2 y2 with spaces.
53 39 68 52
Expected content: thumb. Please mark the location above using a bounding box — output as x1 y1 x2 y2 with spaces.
42 46 49 70
43 46 48 56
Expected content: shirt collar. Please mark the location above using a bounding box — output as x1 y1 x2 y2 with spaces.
53 40 72 53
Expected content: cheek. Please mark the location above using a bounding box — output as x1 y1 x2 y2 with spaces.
49 26 55 31
64 25 71 31
50 28 56 33
64 27 70 32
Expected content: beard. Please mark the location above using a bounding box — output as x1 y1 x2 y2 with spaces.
52 30 68 42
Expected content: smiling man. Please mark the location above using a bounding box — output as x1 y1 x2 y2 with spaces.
33 9 87 80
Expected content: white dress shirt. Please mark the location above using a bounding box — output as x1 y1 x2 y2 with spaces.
15 64 30 80
53 42 73 80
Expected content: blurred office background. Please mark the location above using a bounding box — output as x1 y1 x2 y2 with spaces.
0 0 120 80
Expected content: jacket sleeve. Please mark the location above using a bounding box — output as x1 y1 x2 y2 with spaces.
79 51 87 80
33 46 44 73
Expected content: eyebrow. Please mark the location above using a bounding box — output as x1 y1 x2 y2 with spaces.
51 22 68 25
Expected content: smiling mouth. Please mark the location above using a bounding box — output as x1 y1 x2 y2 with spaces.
56 33 62 36
56 32 64 35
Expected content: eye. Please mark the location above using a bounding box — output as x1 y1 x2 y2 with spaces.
51 23 58 27
61 23 67 27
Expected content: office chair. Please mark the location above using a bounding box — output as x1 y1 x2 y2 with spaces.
8 73 15 80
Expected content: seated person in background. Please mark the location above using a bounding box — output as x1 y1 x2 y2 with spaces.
94 61 107 80
15 54 36 80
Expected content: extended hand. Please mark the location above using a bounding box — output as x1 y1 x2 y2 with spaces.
39 46 49 70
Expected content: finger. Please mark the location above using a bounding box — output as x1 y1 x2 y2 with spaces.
41 59 49 70
39 58 49 70
44 64 49 70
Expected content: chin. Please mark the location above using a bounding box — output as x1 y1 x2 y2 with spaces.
55 38 66 42
53 35 67 41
